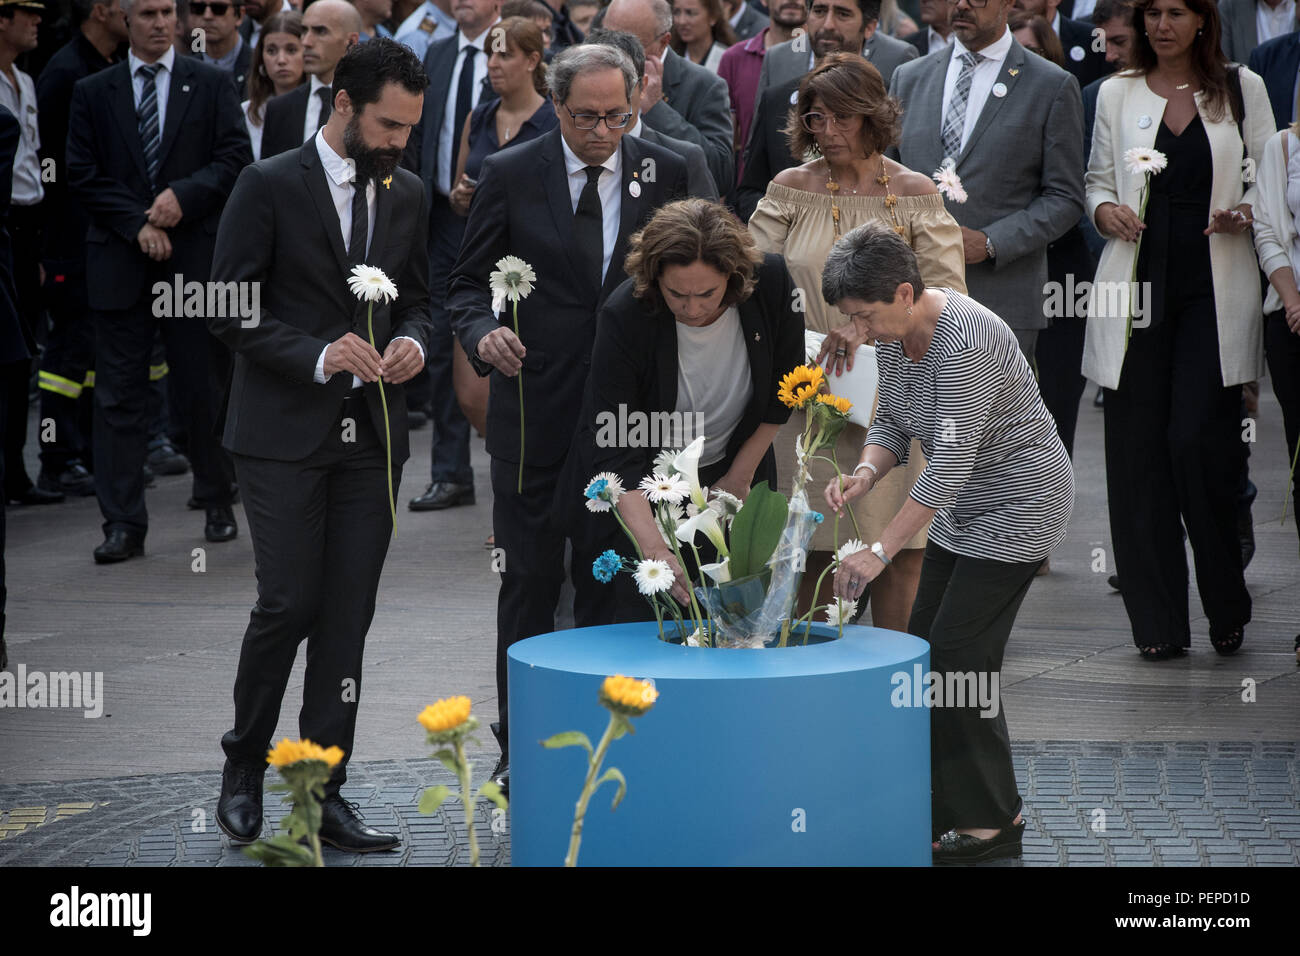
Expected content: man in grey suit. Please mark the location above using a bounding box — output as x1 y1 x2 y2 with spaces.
727 0 768 39
603 0 735 188
889 0 1083 358
585 28 719 199
1220 0 1297 65
752 0 918 104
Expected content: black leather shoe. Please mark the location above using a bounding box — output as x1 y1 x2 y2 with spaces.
93 529 145 564
318 794 400 852
409 481 475 511
204 505 238 542
216 760 265 844
189 485 239 510
490 721 509 799
40 462 95 497
933 820 1025 864
1107 574 1120 592
8 483 64 505
146 440 190 476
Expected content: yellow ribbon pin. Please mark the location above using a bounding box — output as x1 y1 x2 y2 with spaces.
382 175 393 189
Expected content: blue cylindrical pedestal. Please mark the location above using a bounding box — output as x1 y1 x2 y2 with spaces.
508 622 930 866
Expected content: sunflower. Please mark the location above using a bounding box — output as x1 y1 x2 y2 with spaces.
266 737 345 769
815 393 853 415
599 674 659 716
777 365 826 409
417 696 473 734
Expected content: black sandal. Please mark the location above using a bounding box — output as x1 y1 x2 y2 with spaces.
932 820 1025 864
1137 643 1186 661
1209 625 1244 656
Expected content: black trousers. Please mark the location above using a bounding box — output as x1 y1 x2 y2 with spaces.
1266 310 1300 539
1035 315 1087 459
908 540 1041 834
425 196 471 485
1103 292 1249 648
4 205 42 496
222 393 400 791
37 270 95 473
92 294 235 535
492 456 616 754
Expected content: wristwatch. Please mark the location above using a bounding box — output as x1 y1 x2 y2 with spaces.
870 541 892 567
984 234 996 261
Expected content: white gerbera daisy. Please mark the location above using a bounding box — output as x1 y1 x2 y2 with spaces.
1123 147 1168 177
489 255 536 313
633 558 674 596
707 488 744 521
347 264 399 304
583 471 625 512
823 597 858 627
835 538 868 565
640 472 689 504
684 628 703 647
653 448 681 475
931 158 968 204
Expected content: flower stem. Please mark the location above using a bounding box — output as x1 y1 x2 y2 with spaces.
366 304 397 532
564 711 618 867
513 301 524 494
455 739 480 867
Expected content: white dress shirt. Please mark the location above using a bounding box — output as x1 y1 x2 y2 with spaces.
0 64 43 205
128 45 176 140
941 27 1014 155
241 98 264 160
437 23 496 196
311 129 424 385
927 26 954 54
303 73 332 144
560 135 622 285
1257 0 1296 45
1071 0 1097 21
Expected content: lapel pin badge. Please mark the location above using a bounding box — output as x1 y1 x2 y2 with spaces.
382 175 392 189
628 179 641 198
182 84 190 92
1138 114 1152 129
1008 68 1019 77
1070 45 1086 62
992 82 1008 98
754 331 760 342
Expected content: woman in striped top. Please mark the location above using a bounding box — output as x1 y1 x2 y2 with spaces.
820 225 1075 864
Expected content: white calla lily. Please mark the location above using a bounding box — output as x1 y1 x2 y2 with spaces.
675 507 729 557
672 435 708 511
700 558 731 584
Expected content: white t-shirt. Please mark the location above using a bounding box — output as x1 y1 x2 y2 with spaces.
674 306 752 467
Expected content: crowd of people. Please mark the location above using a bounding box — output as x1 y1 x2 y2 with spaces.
1 0 1297 862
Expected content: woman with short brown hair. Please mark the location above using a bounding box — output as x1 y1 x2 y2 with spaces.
748 52 966 631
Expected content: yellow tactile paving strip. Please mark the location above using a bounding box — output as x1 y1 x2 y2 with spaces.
0 803 97 840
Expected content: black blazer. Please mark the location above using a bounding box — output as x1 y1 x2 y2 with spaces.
1059 16 1111 89
260 82 312 159
447 128 689 468
556 252 805 525
404 32 498 201
0 105 31 365
189 40 253 101
737 76 799 222
208 142 433 463
66 55 252 311
1249 31 1300 130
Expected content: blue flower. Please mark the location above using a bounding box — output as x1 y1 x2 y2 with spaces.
592 550 623 584
584 478 608 501
812 510 824 524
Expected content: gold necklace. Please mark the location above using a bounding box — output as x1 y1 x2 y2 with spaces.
827 157 904 238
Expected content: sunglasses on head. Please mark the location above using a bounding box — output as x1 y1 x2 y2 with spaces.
192 2 238 15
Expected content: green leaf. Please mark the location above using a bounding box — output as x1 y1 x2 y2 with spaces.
609 713 634 740
726 481 788 579
432 748 460 776
541 731 593 755
595 766 628 811
243 834 316 867
418 784 452 814
477 780 508 811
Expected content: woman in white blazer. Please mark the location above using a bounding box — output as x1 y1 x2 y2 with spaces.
1083 0 1271 661
1248 122 1300 665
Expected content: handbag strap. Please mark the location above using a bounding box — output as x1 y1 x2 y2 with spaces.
1228 64 1246 142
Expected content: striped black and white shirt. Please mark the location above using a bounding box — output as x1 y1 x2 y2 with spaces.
865 290 1075 563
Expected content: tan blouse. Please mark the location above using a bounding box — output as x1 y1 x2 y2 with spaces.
749 183 968 552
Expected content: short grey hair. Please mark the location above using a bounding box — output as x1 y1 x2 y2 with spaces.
120 0 175 15
821 223 925 306
649 0 673 37
547 43 637 105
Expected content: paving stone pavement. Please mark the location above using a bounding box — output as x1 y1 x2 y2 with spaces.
0 741 1296 866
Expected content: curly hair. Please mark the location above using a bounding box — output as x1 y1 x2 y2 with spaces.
623 199 764 309
784 53 903 161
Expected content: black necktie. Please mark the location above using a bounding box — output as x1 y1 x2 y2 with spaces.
317 85 333 129
574 165 604 289
348 179 368 267
450 46 478 186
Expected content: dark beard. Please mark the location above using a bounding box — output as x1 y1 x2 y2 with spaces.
343 115 402 185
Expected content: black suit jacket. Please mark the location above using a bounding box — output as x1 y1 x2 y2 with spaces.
557 252 804 524
1059 16 1111 89
0 106 31 365
190 39 254 101
209 142 433 462
447 129 689 468
260 82 313 159
737 76 798 222
404 32 498 202
66 55 252 311
36 32 119 271
1249 30 1300 130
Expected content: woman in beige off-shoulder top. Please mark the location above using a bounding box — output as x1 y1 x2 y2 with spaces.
747 53 966 631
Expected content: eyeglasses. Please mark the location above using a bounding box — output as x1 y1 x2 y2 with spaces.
945 0 990 7
192 2 237 15
563 105 633 130
800 111 858 132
